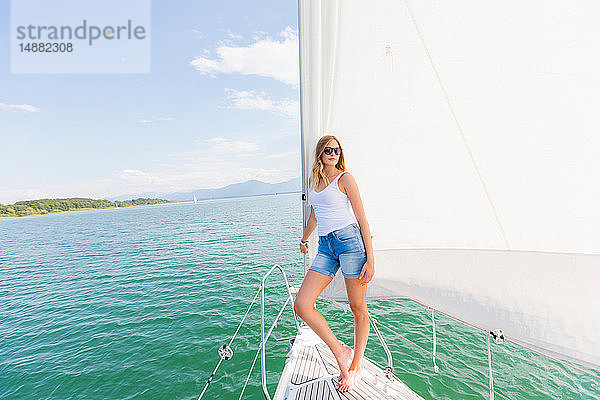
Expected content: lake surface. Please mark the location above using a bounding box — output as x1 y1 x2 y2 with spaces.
0 194 598 399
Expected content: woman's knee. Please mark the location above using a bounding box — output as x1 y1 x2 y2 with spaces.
349 301 368 317
294 298 314 317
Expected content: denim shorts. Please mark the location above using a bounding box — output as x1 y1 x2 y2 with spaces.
308 222 367 279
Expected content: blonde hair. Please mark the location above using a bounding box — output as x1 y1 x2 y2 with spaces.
309 135 346 190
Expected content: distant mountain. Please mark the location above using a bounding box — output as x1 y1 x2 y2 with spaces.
110 177 301 202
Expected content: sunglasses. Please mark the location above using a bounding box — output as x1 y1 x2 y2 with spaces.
323 146 342 156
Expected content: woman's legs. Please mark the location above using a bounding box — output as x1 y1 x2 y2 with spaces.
337 276 369 391
293 270 353 384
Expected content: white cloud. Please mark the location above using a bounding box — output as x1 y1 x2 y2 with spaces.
225 89 298 119
263 150 299 160
188 28 203 39
139 117 175 124
0 102 41 113
190 26 298 86
116 169 164 188
227 30 243 40
119 169 151 179
111 164 296 194
0 150 300 203
103 147 298 197
207 137 260 154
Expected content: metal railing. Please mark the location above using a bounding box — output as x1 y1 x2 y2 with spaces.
260 264 300 400
258 263 397 399
368 313 395 379
329 299 395 380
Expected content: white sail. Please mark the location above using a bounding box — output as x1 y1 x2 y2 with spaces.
193 195 198 204
299 0 600 369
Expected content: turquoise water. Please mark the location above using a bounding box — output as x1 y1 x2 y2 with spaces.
0 194 598 399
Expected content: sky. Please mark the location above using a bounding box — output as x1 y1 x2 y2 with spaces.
0 0 300 204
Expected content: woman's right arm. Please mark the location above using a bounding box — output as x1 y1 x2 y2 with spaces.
300 206 317 253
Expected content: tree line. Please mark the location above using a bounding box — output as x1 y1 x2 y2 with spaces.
0 197 171 218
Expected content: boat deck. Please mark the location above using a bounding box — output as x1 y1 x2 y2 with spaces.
273 324 423 400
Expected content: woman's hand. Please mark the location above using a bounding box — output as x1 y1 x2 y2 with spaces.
300 241 309 254
359 258 375 286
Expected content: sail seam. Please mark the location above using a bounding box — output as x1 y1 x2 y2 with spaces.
403 0 511 250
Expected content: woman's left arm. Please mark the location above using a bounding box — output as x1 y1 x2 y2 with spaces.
340 173 375 286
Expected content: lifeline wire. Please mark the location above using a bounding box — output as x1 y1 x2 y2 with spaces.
197 286 262 400
432 308 439 373
376 316 511 400
329 298 505 397
238 341 263 400
330 295 596 397
487 331 495 400
406 297 600 379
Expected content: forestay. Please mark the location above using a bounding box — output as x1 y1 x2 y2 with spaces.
299 0 600 369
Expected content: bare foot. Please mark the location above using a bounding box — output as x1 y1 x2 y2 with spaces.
337 366 363 392
332 344 352 390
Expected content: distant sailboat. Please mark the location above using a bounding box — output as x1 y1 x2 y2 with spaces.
193 195 198 204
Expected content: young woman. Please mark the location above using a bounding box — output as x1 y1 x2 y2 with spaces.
294 135 375 392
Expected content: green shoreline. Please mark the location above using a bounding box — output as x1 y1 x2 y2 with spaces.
0 198 174 219
0 203 184 220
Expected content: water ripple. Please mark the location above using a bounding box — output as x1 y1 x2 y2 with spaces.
0 194 597 399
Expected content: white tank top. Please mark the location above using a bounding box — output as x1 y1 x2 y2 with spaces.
308 171 358 236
